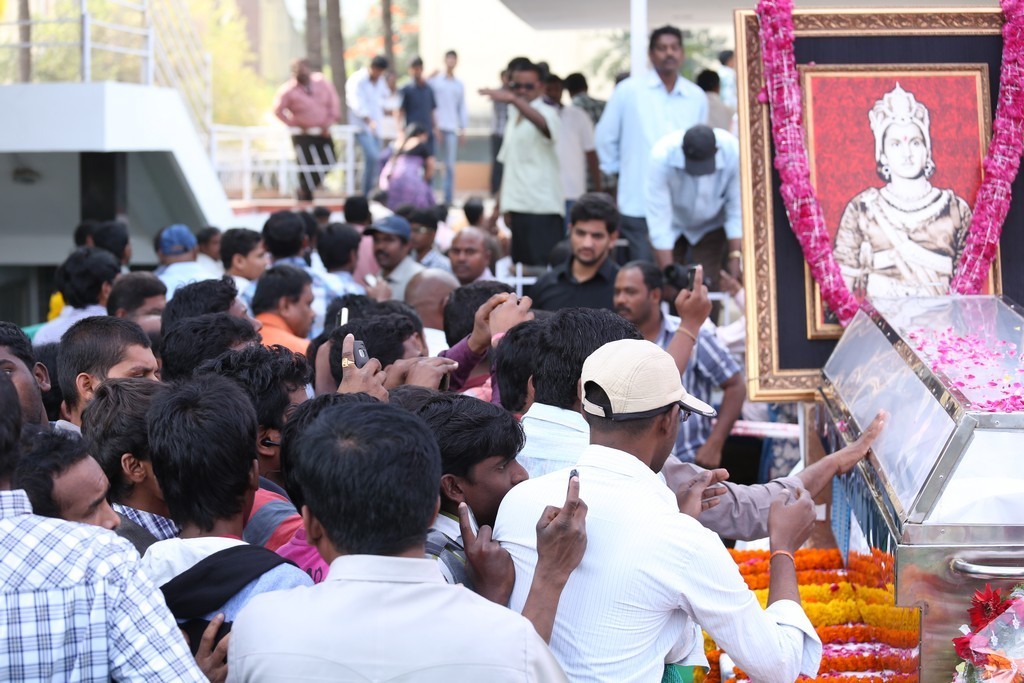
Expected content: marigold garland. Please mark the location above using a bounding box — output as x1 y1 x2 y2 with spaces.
755 0 1024 322
710 549 920 682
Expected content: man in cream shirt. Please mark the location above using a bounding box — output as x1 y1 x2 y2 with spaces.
495 339 822 682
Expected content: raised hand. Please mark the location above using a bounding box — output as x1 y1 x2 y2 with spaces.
831 410 887 474
676 468 729 519
336 333 388 401
459 502 515 605
768 488 816 554
534 471 588 585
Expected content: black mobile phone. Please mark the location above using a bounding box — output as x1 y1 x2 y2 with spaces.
352 340 369 368
570 468 579 480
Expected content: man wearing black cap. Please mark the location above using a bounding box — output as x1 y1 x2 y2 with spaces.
646 124 741 299
365 214 424 301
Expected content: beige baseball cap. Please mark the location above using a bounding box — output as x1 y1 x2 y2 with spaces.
580 339 717 421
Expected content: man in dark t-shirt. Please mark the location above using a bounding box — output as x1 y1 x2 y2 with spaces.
400 56 437 153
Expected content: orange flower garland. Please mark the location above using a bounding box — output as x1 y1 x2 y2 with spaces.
709 549 920 682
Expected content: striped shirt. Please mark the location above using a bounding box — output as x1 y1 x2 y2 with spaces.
114 503 180 541
656 314 741 463
0 489 204 681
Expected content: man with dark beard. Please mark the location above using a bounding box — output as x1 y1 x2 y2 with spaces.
530 192 619 311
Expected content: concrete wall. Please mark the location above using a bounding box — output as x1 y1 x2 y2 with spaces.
0 152 82 265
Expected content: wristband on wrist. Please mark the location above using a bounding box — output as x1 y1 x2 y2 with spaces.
770 550 795 566
677 326 698 343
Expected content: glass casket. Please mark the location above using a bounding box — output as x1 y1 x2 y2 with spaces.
818 296 1024 680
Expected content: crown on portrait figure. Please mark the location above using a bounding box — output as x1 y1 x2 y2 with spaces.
868 83 932 162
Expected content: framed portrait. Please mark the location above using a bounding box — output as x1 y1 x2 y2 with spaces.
736 8 1024 402
801 64 999 339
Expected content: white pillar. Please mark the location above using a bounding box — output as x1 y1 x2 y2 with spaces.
629 0 648 76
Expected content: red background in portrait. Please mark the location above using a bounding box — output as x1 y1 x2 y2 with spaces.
804 71 986 238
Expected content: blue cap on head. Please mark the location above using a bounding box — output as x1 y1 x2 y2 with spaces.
365 215 412 241
159 224 198 256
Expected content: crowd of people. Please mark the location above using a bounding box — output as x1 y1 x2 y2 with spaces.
0 24 894 683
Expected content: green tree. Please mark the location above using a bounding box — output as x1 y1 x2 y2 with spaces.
185 0 273 126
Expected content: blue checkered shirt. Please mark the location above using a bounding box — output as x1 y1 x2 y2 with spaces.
0 489 205 681
113 503 180 541
656 315 742 463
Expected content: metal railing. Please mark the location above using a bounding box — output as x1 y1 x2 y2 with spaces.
210 123 360 202
0 0 211 141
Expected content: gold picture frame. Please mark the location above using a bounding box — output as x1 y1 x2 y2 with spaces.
737 7 1005 402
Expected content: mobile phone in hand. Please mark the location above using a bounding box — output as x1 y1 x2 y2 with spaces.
686 266 699 292
352 340 369 368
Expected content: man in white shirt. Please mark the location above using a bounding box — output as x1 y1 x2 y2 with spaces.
429 50 469 206
228 402 568 682
156 225 215 300
595 25 708 263
33 246 121 346
481 60 563 267
346 55 391 195
545 74 600 223
494 339 822 683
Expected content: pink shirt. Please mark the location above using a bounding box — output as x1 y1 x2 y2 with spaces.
273 73 340 130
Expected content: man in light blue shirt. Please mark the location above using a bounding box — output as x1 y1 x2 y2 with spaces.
646 124 742 298
346 55 390 195
429 51 468 206
595 25 708 263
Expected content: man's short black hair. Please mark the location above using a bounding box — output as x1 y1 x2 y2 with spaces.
106 272 167 317
370 55 389 70
445 50 457 59
279 392 379 508
197 344 312 431
262 211 306 259
417 394 524 479
55 247 120 308
252 264 313 317
621 260 664 292
15 429 93 519
318 223 362 272
325 294 377 334
147 374 258 531
409 209 438 231
292 403 440 555
442 281 514 348
73 220 97 247
161 276 239 333
532 308 642 410
463 197 484 226
343 196 371 225
81 378 164 502
696 69 720 93
0 374 21 479
220 228 263 270
410 56 424 68
564 72 588 94
91 221 130 263
570 192 620 234
313 206 331 220
33 343 62 423
719 49 734 65
299 211 319 245
196 226 220 246
328 314 417 384
376 300 424 336
511 60 542 79
545 73 562 85
161 313 259 382
494 318 545 413
649 25 684 52
388 385 439 413
58 317 151 411
0 321 36 370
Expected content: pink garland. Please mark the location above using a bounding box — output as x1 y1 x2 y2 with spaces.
952 0 1024 293
756 0 1024 325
